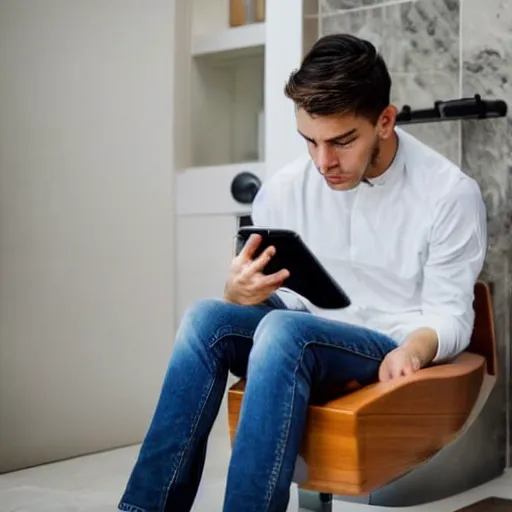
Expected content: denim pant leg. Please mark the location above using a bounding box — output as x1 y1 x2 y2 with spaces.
118 298 276 512
223 310 398 512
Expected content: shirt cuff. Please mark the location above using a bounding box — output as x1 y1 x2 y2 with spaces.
409 314 467 364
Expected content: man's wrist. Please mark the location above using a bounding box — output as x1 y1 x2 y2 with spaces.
401 327 439 368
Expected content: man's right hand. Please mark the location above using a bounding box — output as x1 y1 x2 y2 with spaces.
224 234 290 306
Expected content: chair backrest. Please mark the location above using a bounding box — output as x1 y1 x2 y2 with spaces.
468 281 497 375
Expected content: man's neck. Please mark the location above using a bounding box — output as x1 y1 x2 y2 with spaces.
365 131 399 179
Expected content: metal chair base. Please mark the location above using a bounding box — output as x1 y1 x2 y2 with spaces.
298 490 333 512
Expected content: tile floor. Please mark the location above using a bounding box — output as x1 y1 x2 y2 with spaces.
1 400 511 512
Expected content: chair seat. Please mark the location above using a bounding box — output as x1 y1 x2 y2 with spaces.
227 352 486 496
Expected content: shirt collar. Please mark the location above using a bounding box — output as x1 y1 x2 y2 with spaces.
364 130 404 187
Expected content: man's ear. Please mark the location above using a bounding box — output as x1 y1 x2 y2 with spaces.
378 105 397 139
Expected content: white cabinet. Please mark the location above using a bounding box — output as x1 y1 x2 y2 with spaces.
176 215 236 321
173 0 318 321
174 161 265 321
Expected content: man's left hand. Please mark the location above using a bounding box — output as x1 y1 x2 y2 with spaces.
378 327 439 382
378 347 421 382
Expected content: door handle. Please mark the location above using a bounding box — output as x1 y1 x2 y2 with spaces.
230 172 261 204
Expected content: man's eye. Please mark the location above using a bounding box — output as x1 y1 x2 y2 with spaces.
334 139 355 148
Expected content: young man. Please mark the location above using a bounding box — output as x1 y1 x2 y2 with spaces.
119 34 487 512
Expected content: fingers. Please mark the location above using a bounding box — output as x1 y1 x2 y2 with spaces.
230 234 289 304
241 242 289 283
239 267 289 292
237 234 262 262
260 268 290 287
379 364 401 382
401 365 415 377
379 353 419 382
378 363 391 382
245 245 276 275
229 275 289 306
232 268 289 306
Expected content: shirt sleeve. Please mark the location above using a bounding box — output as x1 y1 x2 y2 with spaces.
251 176 283 227
411 176 487 363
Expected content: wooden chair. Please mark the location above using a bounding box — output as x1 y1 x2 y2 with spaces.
227 281 497 508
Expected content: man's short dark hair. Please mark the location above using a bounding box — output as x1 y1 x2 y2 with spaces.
284 34 392 123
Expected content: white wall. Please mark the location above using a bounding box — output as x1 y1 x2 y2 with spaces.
0 0 176 472
264 0 317 177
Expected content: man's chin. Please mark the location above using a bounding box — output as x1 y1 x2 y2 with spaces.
325 179 359 191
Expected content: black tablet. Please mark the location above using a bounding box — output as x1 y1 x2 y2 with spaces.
236 227 351 309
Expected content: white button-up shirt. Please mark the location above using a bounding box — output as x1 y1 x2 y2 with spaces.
252 127 487 362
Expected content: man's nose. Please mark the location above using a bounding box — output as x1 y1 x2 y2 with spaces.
316 145 337 174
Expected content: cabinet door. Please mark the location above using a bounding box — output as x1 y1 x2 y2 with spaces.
175 215 236 323
174 162 265 324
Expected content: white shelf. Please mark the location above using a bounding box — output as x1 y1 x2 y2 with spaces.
192 23 266 58
176 162 266 216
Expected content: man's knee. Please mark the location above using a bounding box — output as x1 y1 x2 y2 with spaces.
249 310 304 368
183 297 226 321
176 298 226 348
253 310 305 341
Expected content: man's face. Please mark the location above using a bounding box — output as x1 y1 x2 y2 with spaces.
296 108 390 191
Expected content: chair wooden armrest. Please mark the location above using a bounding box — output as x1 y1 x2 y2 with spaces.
323 352 485 415
297 352 485 495
228 353 485 496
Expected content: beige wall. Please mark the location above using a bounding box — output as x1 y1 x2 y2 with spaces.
0 0 176 472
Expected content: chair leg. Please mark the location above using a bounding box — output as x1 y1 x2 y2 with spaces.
297 489 333 512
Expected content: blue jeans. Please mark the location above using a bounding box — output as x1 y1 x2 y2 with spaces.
118 297 397 512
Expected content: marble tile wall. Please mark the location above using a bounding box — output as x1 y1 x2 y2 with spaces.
320 0 512 463
461 0 512 467
322 0 461 163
